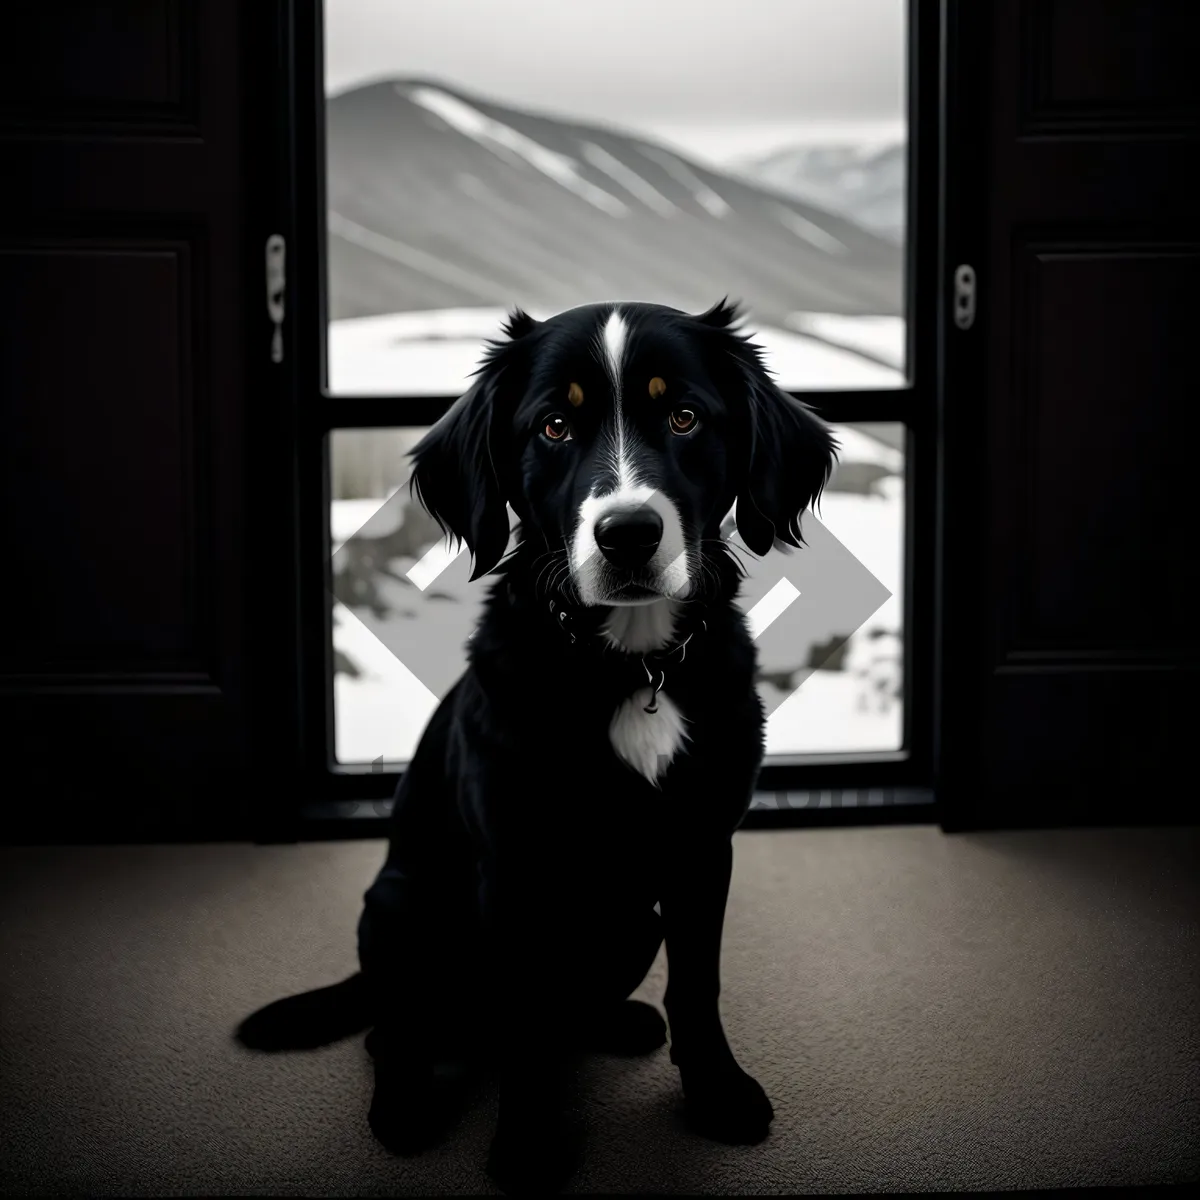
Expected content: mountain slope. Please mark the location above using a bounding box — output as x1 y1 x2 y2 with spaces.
325 79 904 326
734 142 906 244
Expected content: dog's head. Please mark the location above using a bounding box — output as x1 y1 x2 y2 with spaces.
410 300 838 605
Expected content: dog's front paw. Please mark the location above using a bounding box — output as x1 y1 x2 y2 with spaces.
486 1115 582 1195
368 1060 462 1157
679 1061 775 1145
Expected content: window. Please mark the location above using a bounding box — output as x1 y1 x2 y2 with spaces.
323 2 908 396
331 422 904 768
296 0 937 804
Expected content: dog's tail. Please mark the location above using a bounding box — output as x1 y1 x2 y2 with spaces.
236 972 373 1052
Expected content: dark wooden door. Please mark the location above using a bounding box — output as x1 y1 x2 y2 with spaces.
0 2 287 840
938 0 1200 830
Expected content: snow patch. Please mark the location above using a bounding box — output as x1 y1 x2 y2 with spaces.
331 496 405 549
579 142 679 217
328 308 906 396
787 312 906 371
637 145 731 217
406 85 629 217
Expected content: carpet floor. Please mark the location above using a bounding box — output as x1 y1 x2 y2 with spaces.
1 824 1198 1195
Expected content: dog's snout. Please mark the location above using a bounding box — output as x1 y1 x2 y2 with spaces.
594 506 663 569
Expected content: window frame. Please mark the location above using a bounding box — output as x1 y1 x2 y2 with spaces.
271 0 945 826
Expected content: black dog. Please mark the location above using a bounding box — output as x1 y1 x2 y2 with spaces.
238 299 837 1193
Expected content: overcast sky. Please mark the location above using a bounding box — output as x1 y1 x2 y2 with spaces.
324 0 906 162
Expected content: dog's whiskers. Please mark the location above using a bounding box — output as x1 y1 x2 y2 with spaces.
701 537 750 577
541 555 574 603
532 550 567 598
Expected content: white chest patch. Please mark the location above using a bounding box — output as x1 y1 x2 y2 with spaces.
609 688 688 786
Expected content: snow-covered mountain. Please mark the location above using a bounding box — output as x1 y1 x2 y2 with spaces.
325 79 904 325
731 142 906 245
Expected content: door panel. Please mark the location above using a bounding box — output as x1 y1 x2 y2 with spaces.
0 0 196 130
0 1 262 839
939 0 1199 828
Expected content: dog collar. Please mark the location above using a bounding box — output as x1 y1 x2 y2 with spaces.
544 593 709 715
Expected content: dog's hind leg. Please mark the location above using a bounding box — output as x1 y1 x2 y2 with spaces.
354 688 490 1155
358 855 483 1156
575 904 667 1056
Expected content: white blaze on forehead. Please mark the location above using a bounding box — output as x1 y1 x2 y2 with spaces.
601 308 628 394
598 307 635 491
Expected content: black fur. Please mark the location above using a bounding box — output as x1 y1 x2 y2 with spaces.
237 300 837 1194
690 299 837 555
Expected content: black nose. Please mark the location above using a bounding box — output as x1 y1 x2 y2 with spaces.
594 505 663 569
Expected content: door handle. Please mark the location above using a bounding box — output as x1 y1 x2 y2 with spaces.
265 234 286 364
953 263 976 331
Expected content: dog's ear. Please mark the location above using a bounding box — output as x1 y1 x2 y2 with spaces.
693 299 839 557
408 308 538 581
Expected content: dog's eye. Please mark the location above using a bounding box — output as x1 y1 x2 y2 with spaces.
669 408 698 435
542 414 572 442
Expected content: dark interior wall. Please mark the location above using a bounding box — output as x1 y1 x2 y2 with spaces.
0 2 1196 843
